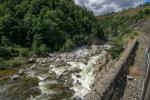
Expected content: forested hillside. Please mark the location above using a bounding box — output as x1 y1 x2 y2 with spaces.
0 0 106 68
97 3 150 59
98 2 150 37
0 0 149 68
0 0 104 56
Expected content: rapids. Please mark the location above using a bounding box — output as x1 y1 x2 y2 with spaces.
0 45 111 100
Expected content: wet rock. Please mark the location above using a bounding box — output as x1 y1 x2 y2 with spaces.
76 80 81 85
72 96 81 100
43 59 48 63
28 87 41 96
0 65 6 70
27 95 34 100
69 68 81 74
127 75 134 80
63 77 74 87
28 58 35 63
11 74 20 80
36 59 39 63
55 75 61 80
76 74 81 78
31 64 36 70
18 69 24 75
63 81 70 88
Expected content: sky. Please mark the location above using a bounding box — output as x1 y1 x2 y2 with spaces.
74 0 146 15
144 0 150 2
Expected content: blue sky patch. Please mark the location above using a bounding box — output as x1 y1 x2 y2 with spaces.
74 0 144 15
144 0 150 2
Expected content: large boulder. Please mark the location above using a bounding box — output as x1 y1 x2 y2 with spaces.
28 87 41 96
11 74 20 80
18 69 24 75
0 65 6 70
127 75 134 80
28 58 35 63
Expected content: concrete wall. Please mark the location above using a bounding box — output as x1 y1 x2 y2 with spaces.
84 39 138 100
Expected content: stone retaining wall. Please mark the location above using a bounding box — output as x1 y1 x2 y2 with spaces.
84 39 138 100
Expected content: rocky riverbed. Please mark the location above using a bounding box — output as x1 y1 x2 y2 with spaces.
0 44 112 100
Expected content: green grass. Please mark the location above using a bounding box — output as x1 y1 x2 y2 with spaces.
0 69 17 77
107 34 124 59
129 32 138 39
0 57 27 69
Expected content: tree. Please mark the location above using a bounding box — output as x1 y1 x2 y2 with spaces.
0 0 105 53
1 36 13 46
32 34 42 56
63 39 75 51
144 9 150 14
39 44 48 56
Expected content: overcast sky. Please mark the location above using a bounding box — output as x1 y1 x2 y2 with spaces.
74 0 144 15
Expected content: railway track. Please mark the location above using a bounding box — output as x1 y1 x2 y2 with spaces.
141 40 150 100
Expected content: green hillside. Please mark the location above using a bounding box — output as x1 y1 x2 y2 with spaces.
97 3 150 59
98 3 150 37
0 1 150 68
0 0 104 56
0 0 105 68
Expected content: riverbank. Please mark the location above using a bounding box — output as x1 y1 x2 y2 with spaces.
0 44 112 100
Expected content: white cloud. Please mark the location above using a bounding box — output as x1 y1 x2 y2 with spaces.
74 0 144 15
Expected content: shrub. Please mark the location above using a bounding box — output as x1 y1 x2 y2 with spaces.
32 34 42 56
32 35 49 56
7 59 23 67
129 32 138 39
0 46 12 58
39 44 49 56
107 46 124 59
123 27 133 34
0 58 25 68
63 39 76 51
144 9 150 15
1 36 13 47
107 35 124 59
18 48 30 57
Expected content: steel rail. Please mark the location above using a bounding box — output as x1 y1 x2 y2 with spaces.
141 40 150 100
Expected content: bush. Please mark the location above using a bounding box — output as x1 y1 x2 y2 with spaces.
0 46 12 58
32 34 42 56
39 44 49 56
63 39 76 51
0 58 25 68
0 0 105 51
7 59 23 67
123 27 133 34
107 46 124 59
144 9 150 15
1 36 13 47
129 32 138 39
18 48 30 57
107 35 124 59
32 35 49 56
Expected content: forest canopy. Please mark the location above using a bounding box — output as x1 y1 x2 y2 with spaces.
0 0 105 53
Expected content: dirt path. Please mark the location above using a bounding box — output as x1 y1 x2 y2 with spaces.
122 32 150 100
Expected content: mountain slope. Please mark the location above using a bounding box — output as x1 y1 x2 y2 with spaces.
96 3 150 59
0 0 104 52
0 0 105 68
97 3 150 37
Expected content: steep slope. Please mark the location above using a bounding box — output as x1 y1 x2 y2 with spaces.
96 3 150 100
0 0 104 52
97 3 150 37
0 0 105 68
